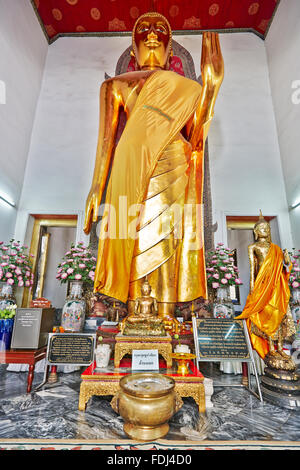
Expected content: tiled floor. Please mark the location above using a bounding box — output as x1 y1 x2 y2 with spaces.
0 362 299 442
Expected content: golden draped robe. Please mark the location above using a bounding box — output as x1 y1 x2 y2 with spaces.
236 243 291 359
94 70 207 304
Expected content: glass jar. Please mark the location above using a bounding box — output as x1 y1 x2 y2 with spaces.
0 282 17 310
213 286 235 319
61 281 86 332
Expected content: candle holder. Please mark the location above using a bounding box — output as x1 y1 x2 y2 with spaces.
172 353 196 376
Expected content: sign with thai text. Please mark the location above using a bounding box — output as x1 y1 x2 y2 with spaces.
194 318 250 361
47 333 95 366
131 349 159 371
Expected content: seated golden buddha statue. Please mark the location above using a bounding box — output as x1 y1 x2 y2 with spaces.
236 211 296 371
120 277 166 336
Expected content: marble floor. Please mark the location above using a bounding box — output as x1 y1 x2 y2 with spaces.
0 363 299 442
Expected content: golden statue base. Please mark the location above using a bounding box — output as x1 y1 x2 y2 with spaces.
264 352 297 372
122 323 166 337
260 367 300 410
264 367 299 382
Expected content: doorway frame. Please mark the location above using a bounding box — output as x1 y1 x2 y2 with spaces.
22 214 78 307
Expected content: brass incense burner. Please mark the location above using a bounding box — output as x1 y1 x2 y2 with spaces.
111 373 183 441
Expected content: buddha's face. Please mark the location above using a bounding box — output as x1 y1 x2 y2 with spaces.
254 222 271 240
132 13 172 70
141 282 151 296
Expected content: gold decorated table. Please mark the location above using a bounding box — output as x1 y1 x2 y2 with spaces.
114 334 173 368
79 358 205 413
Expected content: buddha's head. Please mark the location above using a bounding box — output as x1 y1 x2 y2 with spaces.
131 12 172 70
141 277 152 296
253 210 272 242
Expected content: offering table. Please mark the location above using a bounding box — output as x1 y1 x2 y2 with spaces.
79 358 205 413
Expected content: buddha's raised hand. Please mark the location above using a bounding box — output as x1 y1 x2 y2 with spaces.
201 32 224 91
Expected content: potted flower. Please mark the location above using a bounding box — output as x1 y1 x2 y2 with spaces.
56 242 97 332
0 239 34 308
206 243 242 318
0 304 17 351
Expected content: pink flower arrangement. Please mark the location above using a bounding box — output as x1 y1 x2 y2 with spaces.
56 242 96 285
0 239 34 287
206 243 243 289
288 249 300 290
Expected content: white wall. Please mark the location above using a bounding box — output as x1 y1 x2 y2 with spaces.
16 36 130 242
15 32 293 256
0 0 48 242
265 0 300 248
207 33 293 250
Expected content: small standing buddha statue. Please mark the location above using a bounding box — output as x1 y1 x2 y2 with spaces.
120 278 166 336
236 211 296 372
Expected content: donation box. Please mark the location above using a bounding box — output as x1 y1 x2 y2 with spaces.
10 308 56 349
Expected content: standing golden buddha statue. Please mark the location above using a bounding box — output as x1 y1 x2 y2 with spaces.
236 212 296 372
84 12 224 320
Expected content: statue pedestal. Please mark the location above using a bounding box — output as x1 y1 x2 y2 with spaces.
114 334 173 368
260 368 300 410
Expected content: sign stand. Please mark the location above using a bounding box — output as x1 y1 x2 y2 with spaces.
35 333 96 392
192 316 263 402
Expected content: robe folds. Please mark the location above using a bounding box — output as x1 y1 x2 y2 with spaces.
94 70 207 304
236 243 291 359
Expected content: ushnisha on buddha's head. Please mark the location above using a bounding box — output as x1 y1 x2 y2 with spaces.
131 12 173 70
253 210 272 242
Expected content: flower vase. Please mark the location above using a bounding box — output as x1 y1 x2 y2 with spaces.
0 318 14 351
0 282 17 310
61 281 86 332
213 287 235 319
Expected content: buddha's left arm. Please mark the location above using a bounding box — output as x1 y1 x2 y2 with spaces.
186 32 224 151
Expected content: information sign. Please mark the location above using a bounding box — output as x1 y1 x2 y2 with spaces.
47 333 95 365
196 318 250 361
35 333 96 392
192 316 263 402
131 349 159 371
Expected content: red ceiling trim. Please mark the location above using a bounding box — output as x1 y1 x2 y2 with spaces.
30 0 281 45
